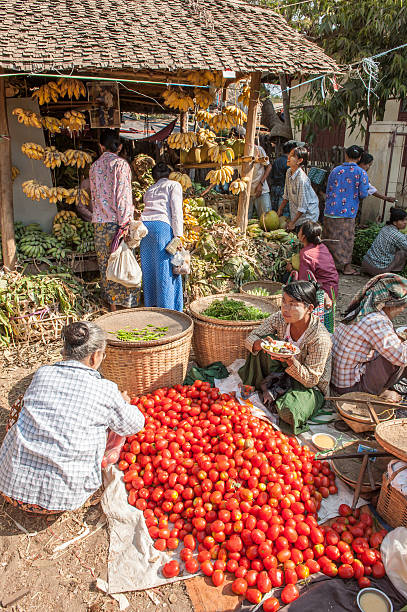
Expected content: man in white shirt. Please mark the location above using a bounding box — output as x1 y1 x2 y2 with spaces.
248 143 272 219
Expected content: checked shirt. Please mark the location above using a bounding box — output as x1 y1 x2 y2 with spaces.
0 361 144 510
364 225 407 270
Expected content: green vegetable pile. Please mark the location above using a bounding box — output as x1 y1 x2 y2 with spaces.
352 223 382 265
247 287 271 297
202 297 269 321
111 324 169 342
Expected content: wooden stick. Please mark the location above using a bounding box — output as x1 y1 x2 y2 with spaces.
326 452 391 460
352 454 369 509
367 401 381 426
237 71 261 234
327 396 399 409
0 71 17 270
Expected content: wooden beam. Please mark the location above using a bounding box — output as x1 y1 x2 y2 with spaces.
237 71 261 234
0 73 16 270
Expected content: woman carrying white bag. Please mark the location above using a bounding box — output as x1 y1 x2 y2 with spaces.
106 221 147 289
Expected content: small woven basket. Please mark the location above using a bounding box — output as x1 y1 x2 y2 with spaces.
377 466 407 528
334 392 395 433
375 418 407 462
240 281 283 309
95 308 193 396
188 293 277 367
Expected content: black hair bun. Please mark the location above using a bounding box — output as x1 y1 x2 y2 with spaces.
63 322 89 347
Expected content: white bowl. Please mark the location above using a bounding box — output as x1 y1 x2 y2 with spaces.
311 432 336 451
357 587 393 612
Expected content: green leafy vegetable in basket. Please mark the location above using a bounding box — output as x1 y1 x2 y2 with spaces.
111 325 169 342
202 298 269 321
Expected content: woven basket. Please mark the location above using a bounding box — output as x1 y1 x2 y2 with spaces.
331 440 389 493
95 308 193 396
334 392 395 433
240 281 283 308
377 466 407 528
375 418 407 462
188 293 277 367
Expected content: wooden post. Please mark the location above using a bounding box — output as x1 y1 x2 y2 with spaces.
0 73 16 270
237 71 261 234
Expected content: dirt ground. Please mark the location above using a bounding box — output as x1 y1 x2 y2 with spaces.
0 272 399 612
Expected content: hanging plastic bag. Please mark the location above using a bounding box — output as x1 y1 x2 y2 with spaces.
101 430 126 469
106 241 142 288
381 526 407 599
125 219 148 249
171 248 190 275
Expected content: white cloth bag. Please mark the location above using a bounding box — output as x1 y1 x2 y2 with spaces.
106 241 142 288
381 526 407 599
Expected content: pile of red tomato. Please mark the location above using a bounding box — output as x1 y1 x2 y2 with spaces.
117 381 387 609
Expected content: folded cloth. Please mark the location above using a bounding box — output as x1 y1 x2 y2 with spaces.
184 362 229 386
260 370 292 409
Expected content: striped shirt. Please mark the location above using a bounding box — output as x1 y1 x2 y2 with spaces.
283 168 319 226
364 225 407 270
332 311 407 388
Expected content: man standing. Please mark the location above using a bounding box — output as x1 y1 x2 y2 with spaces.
270 141 296 212
248 142 272 219
323 145 369 275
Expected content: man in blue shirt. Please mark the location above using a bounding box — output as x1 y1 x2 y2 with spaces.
323 145 369 275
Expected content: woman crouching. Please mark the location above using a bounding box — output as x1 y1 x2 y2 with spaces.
0 322 144 514
239 281 332 433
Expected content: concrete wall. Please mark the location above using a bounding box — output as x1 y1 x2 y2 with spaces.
7 97 54 232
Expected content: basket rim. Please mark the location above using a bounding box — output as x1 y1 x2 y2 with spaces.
375 418 407 462
334 393 395 424
95 307 193 348
241 280 283 293
188 293 276 327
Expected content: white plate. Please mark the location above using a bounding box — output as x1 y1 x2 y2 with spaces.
260 340 300 356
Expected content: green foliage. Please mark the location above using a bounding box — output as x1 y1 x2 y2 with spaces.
256 0 407 136
352 223 382 265
202 297 269 321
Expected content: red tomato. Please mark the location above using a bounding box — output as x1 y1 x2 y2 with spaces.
352 559 365 579
281 584 300 604
263 597 280 612
305 559 320 574
184 534 196 550
232 578 248 595
296 564 310 579
162 560 179 578
268 567 284 588
201 560 214 576
185 557 199 574
338 504 352 517
256 570 272 594
371 561 385 579
212 569 224 587
358 576 371 588
361 549 377 566
325 545 340 561
245 588 262 604
338 564 354 580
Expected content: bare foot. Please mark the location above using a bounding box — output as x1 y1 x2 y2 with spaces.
343 265 358 275
380 389 402 403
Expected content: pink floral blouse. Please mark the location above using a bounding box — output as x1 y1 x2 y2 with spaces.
89 152 134 226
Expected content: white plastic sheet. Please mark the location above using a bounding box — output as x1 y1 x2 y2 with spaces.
381 527 407 599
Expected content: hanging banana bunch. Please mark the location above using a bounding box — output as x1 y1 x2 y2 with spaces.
194 88 215 110
196 109 213 124
65 188 91 206
43 146 67 169
206 166 234 185
22 180 50 201
11 166 20 181
48 187 70 204
230 177 250 195
209 110 235 132
163 89 194 112
167 132 198 151
57 77 87 99
186 70 215 86
207 143 235 164
238 83 250 108
21 142 45 160
32 82 60 105
225 105 247 126
41 116 63 133
197 128 216 145
12 108 42 128
62 110 86 133
64 149 93 168
169 172 192 191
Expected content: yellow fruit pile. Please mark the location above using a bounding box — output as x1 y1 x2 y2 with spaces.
229 177 250 195
57 78 87 100
194 88 215 110
32 82 60 105
167 132 198 151
41 116 63 133
186 70 215 86
48 187 69 204
62 110 86 133
43 146 66 169
196 110 213 124
12 108 42 128
206 166 234 185
64 149 93 168
207 143 235 164
65 188 91 206
163 89 194 112
169 172 192 191
225 105 247 126
21 142 45 160
22 180 50 201
197 128 216 145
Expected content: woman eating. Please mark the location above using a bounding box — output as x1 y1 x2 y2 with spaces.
361 207 407 276
239 280 332 433
331 273 407 402
277 147 319 232
290 220 338 301
140 162 184 312
0 322 145 514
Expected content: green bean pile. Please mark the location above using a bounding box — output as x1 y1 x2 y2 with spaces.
202 298 269 321
110 324 169 342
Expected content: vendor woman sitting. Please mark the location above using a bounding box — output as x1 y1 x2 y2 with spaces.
239 280 332 433
331 273 407 402
0 322 145 514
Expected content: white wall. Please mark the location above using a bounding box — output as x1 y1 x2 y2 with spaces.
7 97 54 232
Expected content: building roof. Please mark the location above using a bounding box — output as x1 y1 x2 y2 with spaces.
0 0 338 76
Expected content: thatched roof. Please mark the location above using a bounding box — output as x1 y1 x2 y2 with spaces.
0 0 339 75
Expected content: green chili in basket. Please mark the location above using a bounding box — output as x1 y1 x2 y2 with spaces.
109 325 169 342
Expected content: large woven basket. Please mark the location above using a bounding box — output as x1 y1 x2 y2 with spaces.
334 392 395 433
331 440 389 493
375 418 407 462
189 293 277 367
377 465 407 528
240 281 283 309
95 308 193 396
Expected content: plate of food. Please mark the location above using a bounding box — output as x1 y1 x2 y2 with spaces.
396 326 407 341
260 339 300 356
